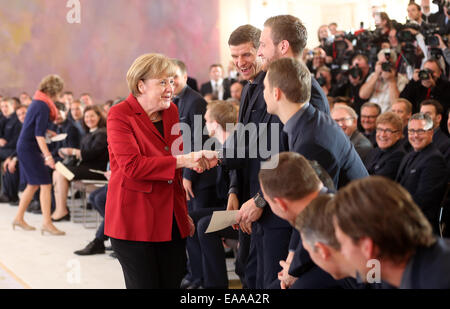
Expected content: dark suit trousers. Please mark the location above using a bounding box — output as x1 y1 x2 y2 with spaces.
197 215 239 289
88 185 108 241
110 222 187 289
2 165 21 200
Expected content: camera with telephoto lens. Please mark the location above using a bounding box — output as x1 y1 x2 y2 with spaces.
348 64 363 79
418 69 433 80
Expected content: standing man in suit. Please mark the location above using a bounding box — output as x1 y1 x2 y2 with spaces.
200 64 232 100
171 59 218 289
257 15 330 115
396 113 448 233
219 24 291 289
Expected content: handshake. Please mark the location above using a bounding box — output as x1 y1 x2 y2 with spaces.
176 150 220 173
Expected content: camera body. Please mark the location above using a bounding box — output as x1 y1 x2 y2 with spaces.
381 61 393 72
418 69 433 81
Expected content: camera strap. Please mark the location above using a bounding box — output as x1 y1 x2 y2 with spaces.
426 87 432 100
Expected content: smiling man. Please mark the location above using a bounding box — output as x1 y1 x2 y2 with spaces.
395 113 448 233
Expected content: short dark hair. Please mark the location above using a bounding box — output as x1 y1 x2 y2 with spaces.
266 58 311 104
420 99 444 116
332 176 435 264
228 24 261 49
264 15 307 56
259 152 320 200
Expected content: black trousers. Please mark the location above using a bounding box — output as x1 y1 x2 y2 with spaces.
110 221 187 289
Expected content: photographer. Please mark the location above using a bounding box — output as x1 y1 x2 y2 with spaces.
400 58 450 119
359 48 409 112
306 47 327 75
315 66 340 96
333 54 371 115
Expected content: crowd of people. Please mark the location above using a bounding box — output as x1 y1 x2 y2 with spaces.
1 0 449 290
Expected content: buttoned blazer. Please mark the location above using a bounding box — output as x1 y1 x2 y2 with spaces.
105 94 190 242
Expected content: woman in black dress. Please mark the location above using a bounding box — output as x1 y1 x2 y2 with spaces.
52 105 108 221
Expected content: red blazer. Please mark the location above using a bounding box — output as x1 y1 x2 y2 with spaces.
104 93 190 242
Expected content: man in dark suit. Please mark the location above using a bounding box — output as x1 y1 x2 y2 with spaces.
0 98 22 160
396 113 448 233
420 99 450 163
263 57 368 188
172 59 218 289
364 112 406 180
200 64 233 100
220 24 291 289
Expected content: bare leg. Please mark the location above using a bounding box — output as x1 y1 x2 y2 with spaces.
52 170 69 219
14 184 39 225
41 184 64 233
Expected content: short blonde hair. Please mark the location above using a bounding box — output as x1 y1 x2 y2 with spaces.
126 53 177 97
39 75 64 98
376 112 403 132
207 100 238 133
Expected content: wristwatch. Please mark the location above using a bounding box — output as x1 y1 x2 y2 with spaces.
253 193 267 209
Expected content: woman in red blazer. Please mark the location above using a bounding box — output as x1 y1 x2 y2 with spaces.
105 53 211 289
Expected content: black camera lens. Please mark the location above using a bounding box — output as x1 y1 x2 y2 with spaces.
348 66 363 79
425 35 439 47
381 62 393 72
418 70 431 80
316 75 327 87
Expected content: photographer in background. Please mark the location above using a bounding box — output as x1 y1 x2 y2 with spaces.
359 48 409 113
400 58 450 129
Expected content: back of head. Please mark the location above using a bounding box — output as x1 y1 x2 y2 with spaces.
295 194 340 250
39 74 64 98
207 100 238 132
228 24 261 49
259 152 320 200
264 15 307 56
267 58 311 104
332 176 436 264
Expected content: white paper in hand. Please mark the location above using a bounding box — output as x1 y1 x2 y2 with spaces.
205 210 239 233
55 162 75 181
51 133 68 142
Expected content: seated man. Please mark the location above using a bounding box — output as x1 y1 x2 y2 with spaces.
0 98 22 161
420 99 450 164
331 105 372 161
359 102 381 146
195 100 240 289
0 105 28 204
390 98 413 152
364 112 406 180
332 176 450 288
395 113 448 233
259 152 358 289
74 171 111 256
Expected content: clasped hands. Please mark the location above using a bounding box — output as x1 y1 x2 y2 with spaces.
178 150 219 173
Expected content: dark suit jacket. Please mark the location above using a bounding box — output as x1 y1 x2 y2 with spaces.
176 86 216 191
222 71 290 228
105 93 190 242
396 143 448 229
364 140 406 180
0 114 22 150
310 76 330 115
285 103 369 189
200 78 233 100
400 238 450 289
350 130 373 162
187 77 199 92
433 129 450 165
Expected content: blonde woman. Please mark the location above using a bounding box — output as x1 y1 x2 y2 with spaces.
13 75 65 236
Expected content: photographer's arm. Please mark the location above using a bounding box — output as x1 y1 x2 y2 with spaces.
359 72 379 100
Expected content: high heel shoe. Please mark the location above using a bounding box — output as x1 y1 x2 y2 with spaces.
12 220 36 231
41 225 66 236
51 213 71 222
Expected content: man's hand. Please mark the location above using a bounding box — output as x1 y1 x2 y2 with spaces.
183 178 194 201
104 170 111 180
237 198 263 233
0 138 7 147
187 215 195 237
278 260 297 289
227 193 240 230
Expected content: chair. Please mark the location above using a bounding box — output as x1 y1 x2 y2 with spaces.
69 179 108 229
439 182 450 238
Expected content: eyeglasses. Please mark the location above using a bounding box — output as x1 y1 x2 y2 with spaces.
376 128 400 134
407 129 432 135
333 117 354 124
